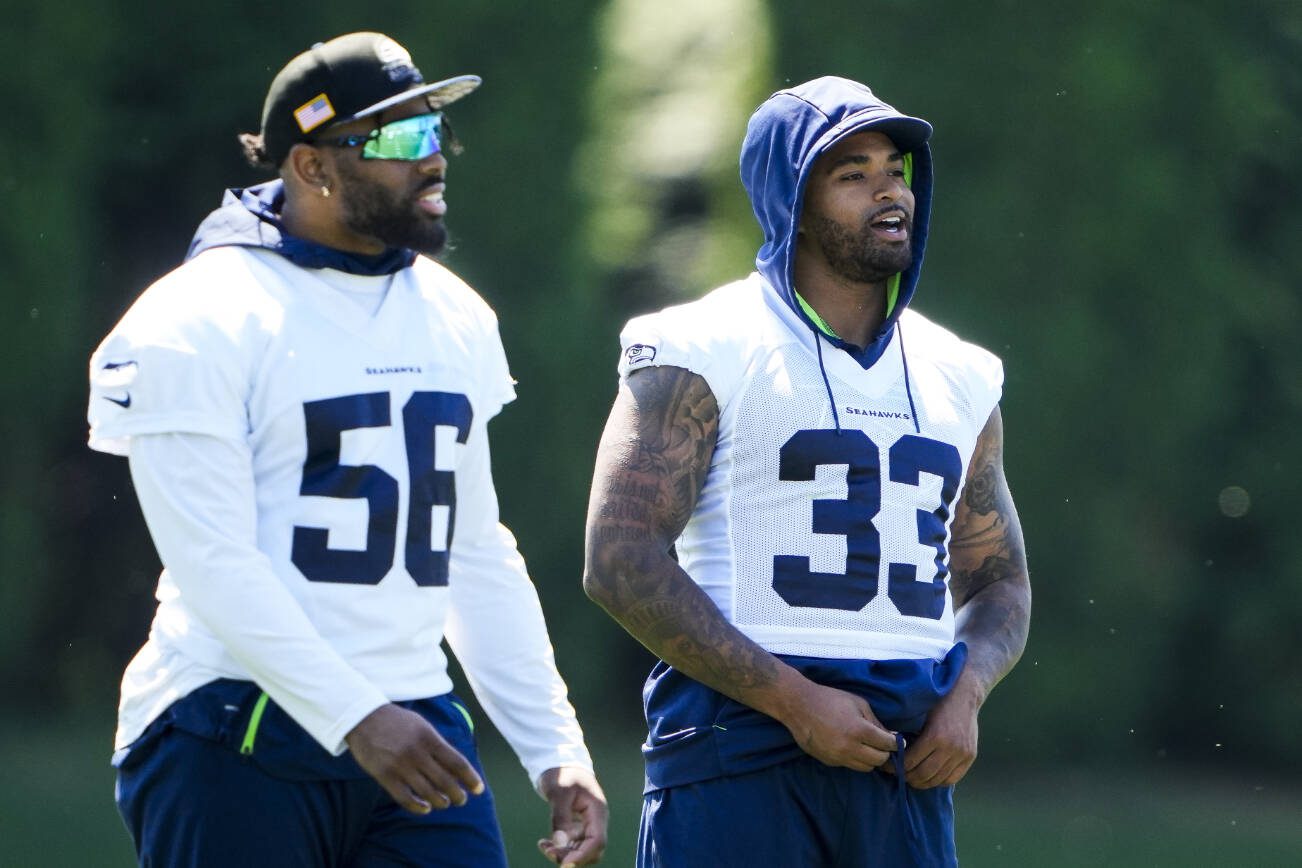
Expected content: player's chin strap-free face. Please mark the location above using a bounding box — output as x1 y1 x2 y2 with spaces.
318 112 444 161
797 149 916 330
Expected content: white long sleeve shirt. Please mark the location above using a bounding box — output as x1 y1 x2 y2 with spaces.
89 246 592 785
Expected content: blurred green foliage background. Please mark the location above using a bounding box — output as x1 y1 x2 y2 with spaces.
1 0 1299 864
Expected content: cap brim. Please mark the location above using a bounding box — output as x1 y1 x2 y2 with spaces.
858 116 932 154
351 74 482 121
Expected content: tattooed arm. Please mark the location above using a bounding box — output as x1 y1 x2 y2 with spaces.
898 405 1032 788
583 365 899 771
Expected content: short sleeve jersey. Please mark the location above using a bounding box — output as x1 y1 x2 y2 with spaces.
88 246 516 743
617 274 1003 661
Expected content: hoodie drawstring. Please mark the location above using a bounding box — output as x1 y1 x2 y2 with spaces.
890 732 929 861
813 332 843 435
815 324 921 437
897 322 922 435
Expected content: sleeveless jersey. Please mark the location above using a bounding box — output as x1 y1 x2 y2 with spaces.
618 273 1003 663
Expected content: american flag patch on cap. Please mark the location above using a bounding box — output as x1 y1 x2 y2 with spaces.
293 93 336 133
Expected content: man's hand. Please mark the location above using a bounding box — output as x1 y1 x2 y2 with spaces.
886 674 981 789
882 405 1031 791
584 368 894 775
345 703 484 814
777 679 899 772
535 766 607 867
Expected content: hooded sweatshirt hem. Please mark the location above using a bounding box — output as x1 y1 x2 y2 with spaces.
186 180 417 276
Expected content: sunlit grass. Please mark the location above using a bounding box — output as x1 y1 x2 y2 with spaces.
4 716 1297 867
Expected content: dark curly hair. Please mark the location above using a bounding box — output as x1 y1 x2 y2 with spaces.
238 132 277 172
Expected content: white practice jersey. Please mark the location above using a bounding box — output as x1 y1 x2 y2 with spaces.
89 246 590 781
618 274 1003 661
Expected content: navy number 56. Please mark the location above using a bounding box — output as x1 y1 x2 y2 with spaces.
291 390 472 587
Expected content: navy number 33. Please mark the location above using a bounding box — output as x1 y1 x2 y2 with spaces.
773 429 961 618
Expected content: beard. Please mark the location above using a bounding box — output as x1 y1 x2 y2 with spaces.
334 163 447 257
805 211 913 284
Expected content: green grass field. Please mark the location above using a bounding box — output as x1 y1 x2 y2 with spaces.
3 715 1298 866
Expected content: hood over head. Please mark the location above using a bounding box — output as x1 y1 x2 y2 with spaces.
740 76 934 367
185 179 415 275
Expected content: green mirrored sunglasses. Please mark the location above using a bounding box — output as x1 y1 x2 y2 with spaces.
321 113 443 161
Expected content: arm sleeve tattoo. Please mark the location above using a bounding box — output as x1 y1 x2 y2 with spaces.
946 406 1032 695
583 365 782 695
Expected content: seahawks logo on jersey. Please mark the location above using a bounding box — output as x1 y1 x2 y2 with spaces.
625 343 657 367
616 276 1004 660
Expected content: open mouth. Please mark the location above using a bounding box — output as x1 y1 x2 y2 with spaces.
870 213 907 237
417 187 446 217
869 216 911 243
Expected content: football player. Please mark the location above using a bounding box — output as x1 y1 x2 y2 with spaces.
89 31 605 868
584 77 1031 867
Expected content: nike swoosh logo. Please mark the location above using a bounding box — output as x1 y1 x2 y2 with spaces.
103 394 132 408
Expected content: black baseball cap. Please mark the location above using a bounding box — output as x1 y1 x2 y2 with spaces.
258 32 480 166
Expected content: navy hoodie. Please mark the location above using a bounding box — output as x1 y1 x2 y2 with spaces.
742 76 934 367
641 79 965 796
186 179 415 275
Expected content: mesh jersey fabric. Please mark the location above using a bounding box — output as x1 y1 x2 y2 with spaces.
618 273 1002 662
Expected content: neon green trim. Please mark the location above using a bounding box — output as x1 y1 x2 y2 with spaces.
801 282 897 325
795 291 839 338
240 692 270 756
450 699 474 733
883 152 912 317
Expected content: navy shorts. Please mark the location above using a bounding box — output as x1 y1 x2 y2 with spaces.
114 681 507 868
637 749 956 868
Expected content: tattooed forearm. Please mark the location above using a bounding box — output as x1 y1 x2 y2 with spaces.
945 406 1031 696
588 525 655 544
627 592 781 690
584 366 782 697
